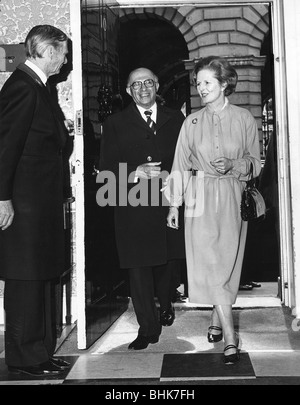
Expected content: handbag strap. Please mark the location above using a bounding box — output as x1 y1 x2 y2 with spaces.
249 162 254 180
245 162 255 189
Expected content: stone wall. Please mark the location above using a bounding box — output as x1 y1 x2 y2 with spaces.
119 5 269 59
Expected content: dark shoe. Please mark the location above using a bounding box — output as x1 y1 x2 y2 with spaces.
223 345 240 365
50 357 71 370
160 306 175 326
223 335 240 365
239 284 253 291
128 335 159 350
207 326 223 343
8 361 64 377
251 281 262 288
172 289 187 303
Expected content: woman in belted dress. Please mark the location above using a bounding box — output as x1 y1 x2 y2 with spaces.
165 57 261 364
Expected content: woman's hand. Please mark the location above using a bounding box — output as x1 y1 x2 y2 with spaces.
211 157 234 175
167 206 179 230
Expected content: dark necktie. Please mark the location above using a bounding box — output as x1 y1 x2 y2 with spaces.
45 81 51 93
144 110 156 134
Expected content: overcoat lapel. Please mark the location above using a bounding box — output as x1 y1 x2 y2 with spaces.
156 105 172 132
126 102 172 134
127 103 152 133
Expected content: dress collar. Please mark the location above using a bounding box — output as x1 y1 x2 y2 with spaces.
206 97 229 115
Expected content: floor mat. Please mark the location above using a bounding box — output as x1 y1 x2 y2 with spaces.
160 353 255 381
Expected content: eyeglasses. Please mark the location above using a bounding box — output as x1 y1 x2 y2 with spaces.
130 79 156 90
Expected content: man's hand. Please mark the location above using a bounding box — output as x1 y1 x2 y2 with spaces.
64 119 74 134
136 162 162 180
0 200 14 231
167 206 179 230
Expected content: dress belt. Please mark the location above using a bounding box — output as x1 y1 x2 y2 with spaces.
191 169 237 213
191 168 236 180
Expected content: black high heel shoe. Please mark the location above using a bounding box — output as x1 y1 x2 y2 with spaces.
207 326 223 343
223 336 240 365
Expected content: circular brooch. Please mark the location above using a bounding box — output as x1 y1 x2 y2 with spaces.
192 118 198 124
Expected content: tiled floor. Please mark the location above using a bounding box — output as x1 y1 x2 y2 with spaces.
1 283 300 386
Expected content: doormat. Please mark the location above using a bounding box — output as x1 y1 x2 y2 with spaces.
160 353 255 381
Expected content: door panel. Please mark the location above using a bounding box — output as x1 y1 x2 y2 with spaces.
82 0 129 350
71 0 128 350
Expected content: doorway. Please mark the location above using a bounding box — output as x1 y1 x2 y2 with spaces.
70 0 291 349
117 3 280 293
118 17 190 113
240 23 280 293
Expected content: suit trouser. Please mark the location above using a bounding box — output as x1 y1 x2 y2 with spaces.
4 279 57 367
129 260 176 337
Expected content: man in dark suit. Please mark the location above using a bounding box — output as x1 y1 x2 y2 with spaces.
99 68 185 350
0 25 72 376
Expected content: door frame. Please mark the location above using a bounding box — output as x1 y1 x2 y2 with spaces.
281 0 300 317
70 0 86 349
270 0 293 308
70 0 295 349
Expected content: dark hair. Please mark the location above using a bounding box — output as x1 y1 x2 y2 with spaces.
25 25 68 59
193 56 238 96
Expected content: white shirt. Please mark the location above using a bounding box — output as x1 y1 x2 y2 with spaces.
25 60 48 85
134 103 158 182
136 103 158 123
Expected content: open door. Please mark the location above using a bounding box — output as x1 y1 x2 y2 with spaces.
70 0 128 350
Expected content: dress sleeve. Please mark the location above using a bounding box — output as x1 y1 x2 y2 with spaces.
163 119 192 207
231 111 261 181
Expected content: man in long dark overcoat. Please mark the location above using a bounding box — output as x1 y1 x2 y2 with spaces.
99 68 185 350
0 25 72 377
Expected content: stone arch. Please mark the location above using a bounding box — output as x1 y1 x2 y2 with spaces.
119 7 198 58
119 7 194 111
119 4 271 59
119 4 272 119
246 5 270 48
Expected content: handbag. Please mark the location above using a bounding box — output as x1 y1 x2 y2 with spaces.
241 163 266 221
